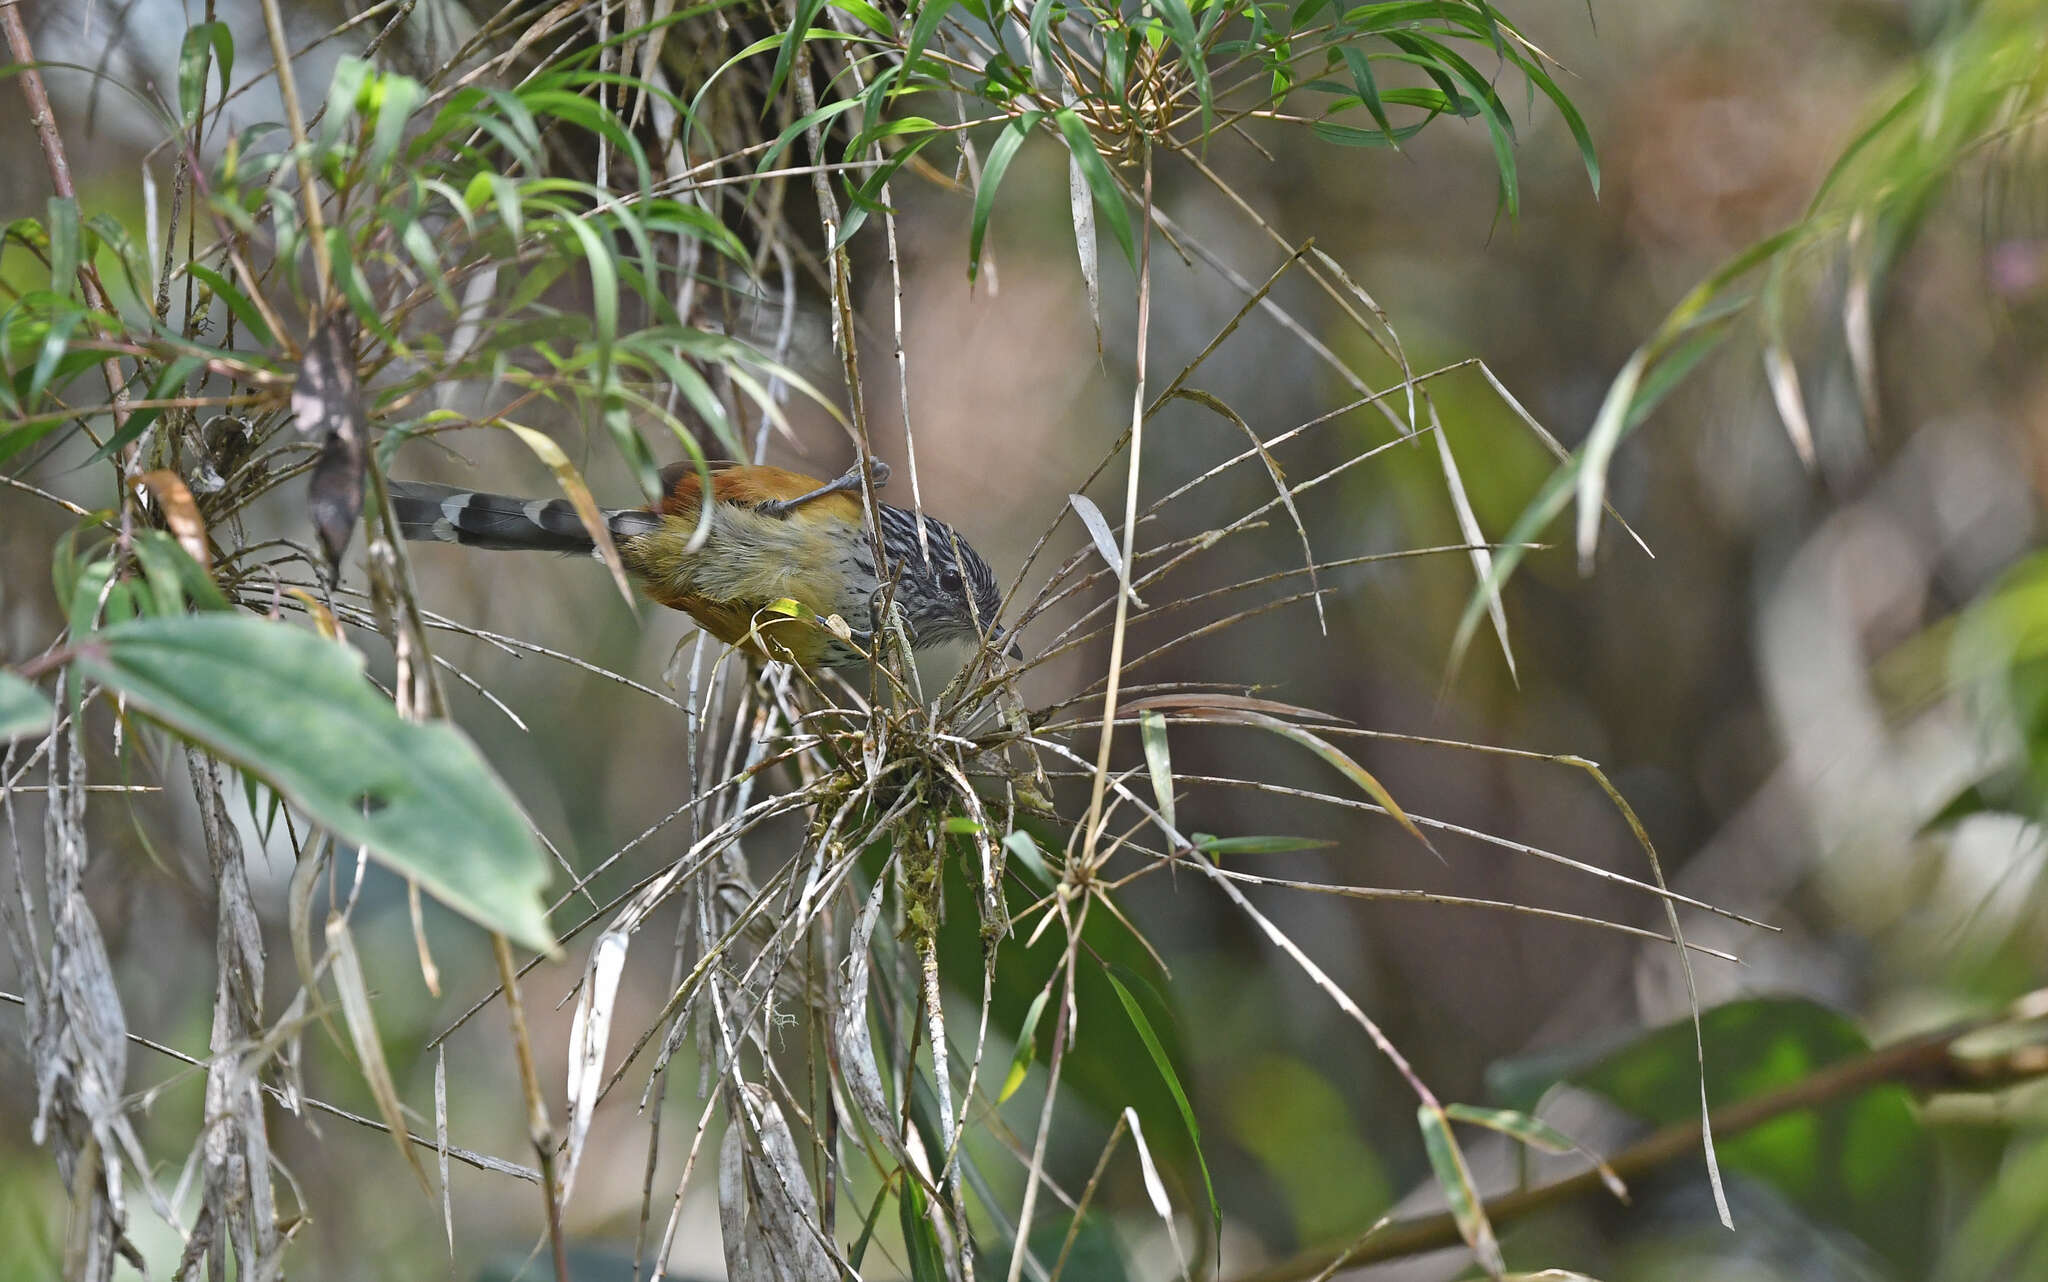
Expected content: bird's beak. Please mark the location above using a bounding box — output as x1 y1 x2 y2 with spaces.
990 624 1024 663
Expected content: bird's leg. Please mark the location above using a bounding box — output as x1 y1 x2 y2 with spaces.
756 457 891 517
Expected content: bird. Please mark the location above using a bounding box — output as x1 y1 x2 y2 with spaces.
387 458 1016 676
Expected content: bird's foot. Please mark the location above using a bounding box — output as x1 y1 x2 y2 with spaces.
757 457 890 517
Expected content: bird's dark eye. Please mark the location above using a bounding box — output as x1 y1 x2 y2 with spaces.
937 565 963 594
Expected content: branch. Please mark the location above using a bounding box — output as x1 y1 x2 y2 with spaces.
1232 1013 2048 1282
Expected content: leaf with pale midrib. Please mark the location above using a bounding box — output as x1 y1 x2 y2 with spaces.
76 615 555 952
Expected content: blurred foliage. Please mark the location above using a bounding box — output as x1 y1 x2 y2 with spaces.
1458 0 2048 670
1493 997 1934 1273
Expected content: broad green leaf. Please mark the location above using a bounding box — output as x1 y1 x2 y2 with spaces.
0 670 54 742
74 615 556 951
1486 997 1933 1269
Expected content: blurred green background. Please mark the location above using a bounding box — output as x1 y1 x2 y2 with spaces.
7 1 2048 1279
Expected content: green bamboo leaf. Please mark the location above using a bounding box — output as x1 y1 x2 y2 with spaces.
1418 1104 1505 1275
0 670 54 743
25 307 84 406
1443 1103 1627 1202
365 69 426 177
999 984 1053 1103
1379 40 1518 215
1054 108 1135 269
83 213 152 315
177 21 233 123
898 1176 949 1282
904 0 958 74
1105 967 1219 1233
1191 834 1335 854
73 615 556 951
87 354 207 464
326 911 433 1193
767 0 833 107
1338 46 1396 144
1139 709 1175 832
1001 828 1054 888
969 112 1041 282
1212 709 1435 854
1522 57 1599 196
317 56 372 152
1152 0 1212 135
47 197 80 300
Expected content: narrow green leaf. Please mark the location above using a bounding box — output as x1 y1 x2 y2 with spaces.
969 112 1040 282
1573 347 1647 570
1444 1103 1627 1202
83 213 152 311
26 308 84 406
1214 709 1435 854
365 70 426 177
999 984 1053 1103
326 912 433 1193
1192 834 1335 855
178 21 233 123
898 1175 949 1282
905 0 958 74
767 0 833 108
1139 709 1175 832
1104 968 1220 1233
1418 1104 1505 1275
1338 46 1396 144
1523 60 1598 195
86 354 207 464
1152 0 1212 135
1001 828 1054 889
1054 108 1135 269
185 263 275 348
47 197 80 300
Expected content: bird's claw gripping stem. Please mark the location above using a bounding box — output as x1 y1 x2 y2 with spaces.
756 457 890 517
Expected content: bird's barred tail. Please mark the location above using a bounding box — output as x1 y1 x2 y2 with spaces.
387 481 661 553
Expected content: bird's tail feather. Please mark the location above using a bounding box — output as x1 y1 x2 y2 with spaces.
388 481 661 552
